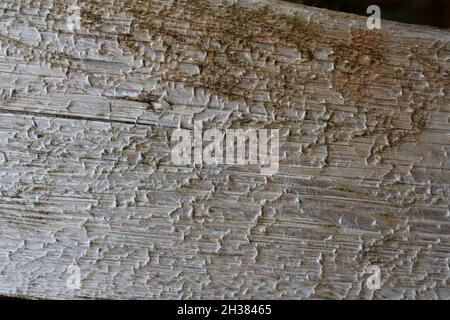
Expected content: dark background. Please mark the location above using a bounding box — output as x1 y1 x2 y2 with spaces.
286 0 450 28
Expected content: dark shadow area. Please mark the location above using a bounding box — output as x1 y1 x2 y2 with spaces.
286 0 450 28
0 295 27 300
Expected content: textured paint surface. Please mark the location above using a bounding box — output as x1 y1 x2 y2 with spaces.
0 0 449 299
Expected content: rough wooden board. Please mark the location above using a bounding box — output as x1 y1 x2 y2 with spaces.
0 0 449 299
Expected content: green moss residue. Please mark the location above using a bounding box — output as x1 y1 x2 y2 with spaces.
280 11 307 27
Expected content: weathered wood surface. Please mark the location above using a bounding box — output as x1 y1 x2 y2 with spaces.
0 0 449 299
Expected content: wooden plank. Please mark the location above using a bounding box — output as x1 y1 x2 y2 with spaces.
0 0 449 299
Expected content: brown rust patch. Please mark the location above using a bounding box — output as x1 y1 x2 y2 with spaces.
79 0 449 165
114 0 326 117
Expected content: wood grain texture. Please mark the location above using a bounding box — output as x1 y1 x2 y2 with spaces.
0 0 449 299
